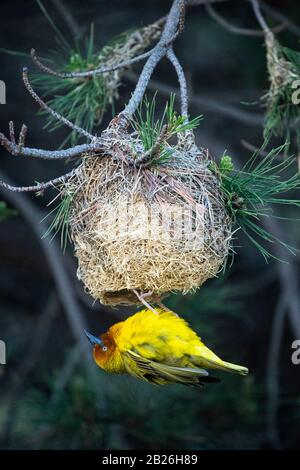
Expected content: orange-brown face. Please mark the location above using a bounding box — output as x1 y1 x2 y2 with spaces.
93 332 116 370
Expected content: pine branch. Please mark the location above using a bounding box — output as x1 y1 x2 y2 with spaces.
22 67 94 140
122 0 184 120
0 168 77 193
167 48 189 118
31 46 153 79
214 148 300 261
0 131 101 159
250 0 272 36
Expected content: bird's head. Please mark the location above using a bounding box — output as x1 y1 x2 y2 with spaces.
84 329 120 372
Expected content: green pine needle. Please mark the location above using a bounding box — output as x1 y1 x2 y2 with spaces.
31 25 133 146
42 193 73 251
131 94 202 163
214 147 300 261
36 0 71 51
264 43 300 146
264 82 299 142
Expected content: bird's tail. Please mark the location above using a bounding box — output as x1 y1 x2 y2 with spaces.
197 357 248 376
194 345 249 376
214 360 248 376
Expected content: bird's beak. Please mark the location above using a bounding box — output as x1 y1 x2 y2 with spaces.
84 330 104 347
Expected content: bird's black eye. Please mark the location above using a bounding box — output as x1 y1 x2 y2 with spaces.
102 346 108 352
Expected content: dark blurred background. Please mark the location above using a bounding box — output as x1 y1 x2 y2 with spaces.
0 0 300 450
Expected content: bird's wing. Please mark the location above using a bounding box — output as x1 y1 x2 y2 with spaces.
123 350 219 386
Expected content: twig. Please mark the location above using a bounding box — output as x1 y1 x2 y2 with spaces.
22 67 94 140
1 0 188 167
30 14 167 79
240 139 268 155
186 0 300 37
178 0 186 35
134 125 169 166
0 168 78 193
124 71 264 127
0 128 103 159
9 121 16 145
31 47 154 79
18 124 28 148
122 0 183 120
187 0 228 5
240 139 283 159
188 0 300 37
157 301 179 317
206 4 287 37
250 0 272 36
132 289 159 315
167 48 189 118
260 1 300 38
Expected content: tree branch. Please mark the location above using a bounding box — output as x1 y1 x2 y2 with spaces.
260 1 300 38
124 71 264 126
188 0 300 38
0 134 101 159
122 0 183 119
250 0 272 36
167 48 189 118
22 67 95 140
206 3 287 37
0 168 78 193
30 15 167 79
31 47 154 79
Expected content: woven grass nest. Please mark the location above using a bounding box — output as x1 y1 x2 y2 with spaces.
60 127 232 306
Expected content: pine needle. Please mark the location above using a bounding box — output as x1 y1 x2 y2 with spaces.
263 39 300 149
214 147 300 261
36 0 71 51
42 193 73 251
31 24 122 146
131 94 202 163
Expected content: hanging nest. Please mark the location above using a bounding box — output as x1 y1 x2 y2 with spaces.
265 32 296 95
263 31 300 139
58 123 232 306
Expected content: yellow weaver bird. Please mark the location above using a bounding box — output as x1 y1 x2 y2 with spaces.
85 308 248 386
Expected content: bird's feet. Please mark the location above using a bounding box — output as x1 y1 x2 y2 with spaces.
132 290 159 315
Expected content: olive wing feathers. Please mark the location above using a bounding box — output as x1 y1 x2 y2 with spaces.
123 350 220 386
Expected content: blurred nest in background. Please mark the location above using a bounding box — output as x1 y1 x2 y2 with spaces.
263 31 300 142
